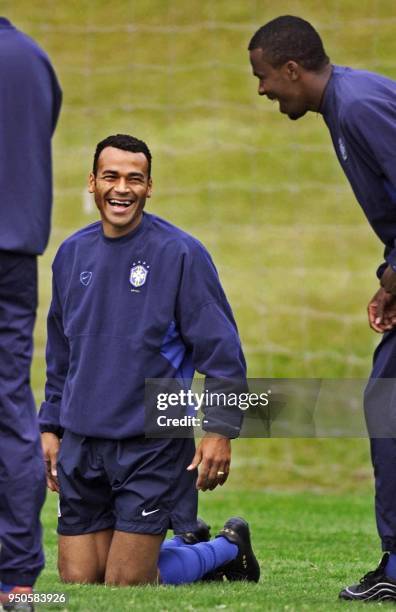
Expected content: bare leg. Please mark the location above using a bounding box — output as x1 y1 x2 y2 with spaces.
105 531 165 586
58 529 113 583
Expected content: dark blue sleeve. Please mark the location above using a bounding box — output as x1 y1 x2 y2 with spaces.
344 98 396 273
344 98 396 181
38 272 68 437
176 241 247 437
22 32 63 134
49 61 62 133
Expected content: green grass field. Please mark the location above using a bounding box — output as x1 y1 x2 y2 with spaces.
1 0 396 608
4 0 395 383
36 489 385 611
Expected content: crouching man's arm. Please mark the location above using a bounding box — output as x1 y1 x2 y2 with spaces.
176 241 247 491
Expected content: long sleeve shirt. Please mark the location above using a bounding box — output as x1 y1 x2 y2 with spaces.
0 17 62 255
321 65 396 276
39 213 246 439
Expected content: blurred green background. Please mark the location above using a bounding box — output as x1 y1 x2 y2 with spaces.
2 0 396 491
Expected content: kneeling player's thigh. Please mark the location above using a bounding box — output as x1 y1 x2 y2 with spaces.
58 530 113 584
57 432 115 536
111 437 197 535
105 531 164 585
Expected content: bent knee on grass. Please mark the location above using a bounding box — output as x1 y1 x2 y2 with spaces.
58 529 164 586
104 566 159 586
104 530 164 586
59 563 104 584
58 530 113 584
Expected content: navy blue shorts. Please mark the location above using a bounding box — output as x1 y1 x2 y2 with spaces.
57 431 198 536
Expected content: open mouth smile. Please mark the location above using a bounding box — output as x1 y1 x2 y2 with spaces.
107 199 133 208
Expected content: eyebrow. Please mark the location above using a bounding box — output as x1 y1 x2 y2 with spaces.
101 169 145 178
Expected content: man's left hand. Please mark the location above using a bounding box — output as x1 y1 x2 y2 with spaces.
187 434 231 491
368 287 396 332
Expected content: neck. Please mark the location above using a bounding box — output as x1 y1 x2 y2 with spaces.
102 212 143 239
306 64 333 113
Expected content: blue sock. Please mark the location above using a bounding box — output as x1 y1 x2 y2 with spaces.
386 553 396 579
158 537 238 585
161 536 185 549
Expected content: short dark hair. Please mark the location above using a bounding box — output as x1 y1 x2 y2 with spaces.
93 133 152 176
248 15 329 72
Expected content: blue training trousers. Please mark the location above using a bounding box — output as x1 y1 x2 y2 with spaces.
364 328 396 553
0 251 46 586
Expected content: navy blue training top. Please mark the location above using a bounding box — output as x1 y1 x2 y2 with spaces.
321 65 396 276
0 17 62 255
39 213 246 439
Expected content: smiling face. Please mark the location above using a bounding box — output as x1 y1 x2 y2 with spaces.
88 146 152 238
249 48 310 120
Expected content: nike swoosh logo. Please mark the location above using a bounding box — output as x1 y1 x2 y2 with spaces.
142 508 160 516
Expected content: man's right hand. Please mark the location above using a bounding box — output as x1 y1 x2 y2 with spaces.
367 287 396 333
41 432 60 492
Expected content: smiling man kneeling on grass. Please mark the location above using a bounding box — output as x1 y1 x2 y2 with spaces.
38 134 260 587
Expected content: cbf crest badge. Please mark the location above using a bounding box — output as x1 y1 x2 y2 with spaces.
130 261 150 289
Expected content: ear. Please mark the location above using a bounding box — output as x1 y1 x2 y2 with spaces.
146 177 153 198
88 172 96 193
285 60 301 81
